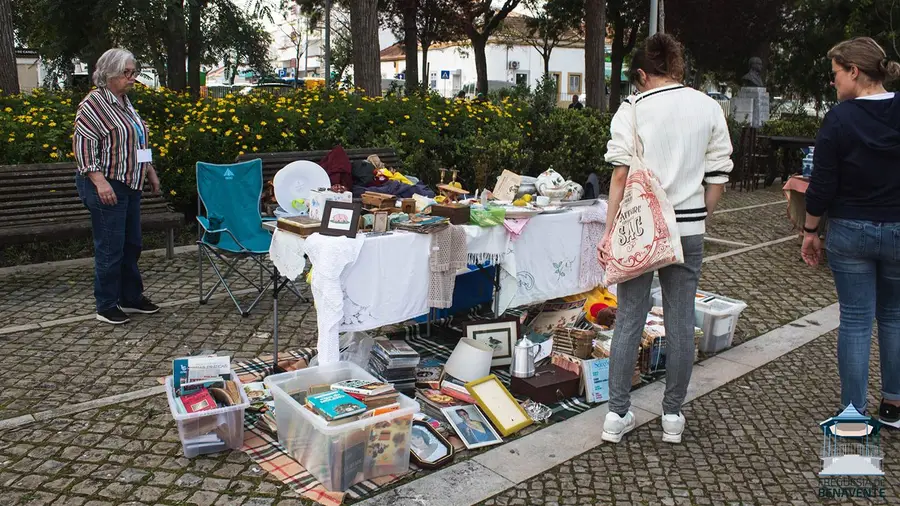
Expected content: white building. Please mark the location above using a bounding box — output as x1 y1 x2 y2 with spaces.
380 15 627 105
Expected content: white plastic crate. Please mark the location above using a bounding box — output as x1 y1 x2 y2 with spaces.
651 289 747 353
165 371 250 458
264 362 419 492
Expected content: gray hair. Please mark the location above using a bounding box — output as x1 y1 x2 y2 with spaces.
92 48 137 88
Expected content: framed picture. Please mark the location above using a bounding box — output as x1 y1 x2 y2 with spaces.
409 420 454 470
373 210 390 233
465 375 533 437
441 405 503 450
320 201 362 238
463 318 519 367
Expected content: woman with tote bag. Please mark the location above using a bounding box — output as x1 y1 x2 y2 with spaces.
598 34 734 444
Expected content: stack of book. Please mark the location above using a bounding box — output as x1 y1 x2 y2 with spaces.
294 379 403 427
439 373 476 404
305 390 368 424
332 379 400 414
368 340 420 394
415 388 462 421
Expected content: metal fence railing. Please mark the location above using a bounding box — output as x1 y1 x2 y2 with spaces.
825 443 883 458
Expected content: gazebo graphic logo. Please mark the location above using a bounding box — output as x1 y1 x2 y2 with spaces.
819 404 884 476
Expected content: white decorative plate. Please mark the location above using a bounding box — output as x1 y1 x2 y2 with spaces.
273 161 331 213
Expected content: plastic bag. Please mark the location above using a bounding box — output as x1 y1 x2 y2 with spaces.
470 207 506 227
309 331 374 368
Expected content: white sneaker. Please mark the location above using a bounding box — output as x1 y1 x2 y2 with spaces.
601 411 635 443
661 413 685 443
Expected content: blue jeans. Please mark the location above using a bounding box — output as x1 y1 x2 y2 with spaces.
826 218 900 413
75 175 144 312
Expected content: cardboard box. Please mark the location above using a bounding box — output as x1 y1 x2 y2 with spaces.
309 190 353 220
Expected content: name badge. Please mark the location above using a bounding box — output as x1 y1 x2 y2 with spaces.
137 149 153 163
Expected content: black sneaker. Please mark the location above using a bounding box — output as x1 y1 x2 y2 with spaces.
97 307 130 325
879 400 900 429
119 296 160 314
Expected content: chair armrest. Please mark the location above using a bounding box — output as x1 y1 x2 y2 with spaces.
196 216 228 234
262 217 277 222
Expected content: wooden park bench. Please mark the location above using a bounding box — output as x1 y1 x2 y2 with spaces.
0 162 184 258
236 147 404 198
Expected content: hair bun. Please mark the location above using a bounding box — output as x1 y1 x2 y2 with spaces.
886 60 900 82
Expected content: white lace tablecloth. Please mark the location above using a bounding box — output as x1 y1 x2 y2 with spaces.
269 206 602 364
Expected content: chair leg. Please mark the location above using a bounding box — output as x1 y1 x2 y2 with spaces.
198 242 205 304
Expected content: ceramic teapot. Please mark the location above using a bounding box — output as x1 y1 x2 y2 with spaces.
536 169 569 200
563 181 584 201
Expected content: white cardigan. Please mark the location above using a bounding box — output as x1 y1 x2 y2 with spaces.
604 84 734 236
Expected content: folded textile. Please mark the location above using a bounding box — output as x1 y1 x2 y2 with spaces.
503 218 530 240
318 145 352 189
579 202 608 288
429 224 468 308
351 180 435 199
464 225 509 265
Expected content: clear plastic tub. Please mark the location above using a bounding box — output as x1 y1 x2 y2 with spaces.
651 289 747 353
264 362 418 491
165 371 250 458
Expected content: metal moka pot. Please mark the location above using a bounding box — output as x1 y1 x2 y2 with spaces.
510 339 544 379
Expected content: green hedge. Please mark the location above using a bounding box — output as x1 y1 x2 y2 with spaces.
0 86 822 215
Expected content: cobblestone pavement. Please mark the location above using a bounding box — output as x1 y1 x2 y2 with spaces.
481 330 899 506
0 184 844 506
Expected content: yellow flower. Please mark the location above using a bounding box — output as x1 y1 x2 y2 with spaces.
276 118 284 123
388 120 394 125
404 115 410 120
300 129 307 134
170 190 177 196
25 133 33 139
198 127 205 133
317 119 324 124
232 116 239 123
418 139 424 144
260 121 267 126
50 152 59 158
281 132 288 138
252 146 258 152
238 150 245 156
4 107 12 113
401 132 407 136
255 134 262 140
225 130 232 136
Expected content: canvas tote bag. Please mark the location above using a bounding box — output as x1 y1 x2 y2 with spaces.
600 101 683 285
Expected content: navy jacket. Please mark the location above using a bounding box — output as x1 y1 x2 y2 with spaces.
806 93 900 222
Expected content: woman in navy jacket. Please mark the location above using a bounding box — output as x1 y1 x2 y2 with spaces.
803 37 900 426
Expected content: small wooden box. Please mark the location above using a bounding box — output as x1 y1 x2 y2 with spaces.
401 198 417 214
276 216 321 237
362 191 396 209
509 364 580 405
430 204 471 225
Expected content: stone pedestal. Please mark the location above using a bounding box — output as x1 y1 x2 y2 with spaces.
731 87 770 128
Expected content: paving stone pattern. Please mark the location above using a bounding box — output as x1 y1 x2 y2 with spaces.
715 184 786 211
481 330 899 506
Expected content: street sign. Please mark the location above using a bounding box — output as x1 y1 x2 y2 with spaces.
396 73 405 80
441 70 450 80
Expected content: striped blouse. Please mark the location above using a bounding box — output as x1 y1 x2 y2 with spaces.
73 87 150 191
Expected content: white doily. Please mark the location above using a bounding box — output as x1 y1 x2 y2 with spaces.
304 234 365 364
268 229 308 281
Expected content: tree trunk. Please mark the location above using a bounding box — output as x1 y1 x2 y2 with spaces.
584 0 606 110
421 44 430 92
542 46 551 78
349 0 381 97
472 35 488 96
166 0 187 92
403 0 418 93
609 16 625 112
187 0 204 98
0 0 18 95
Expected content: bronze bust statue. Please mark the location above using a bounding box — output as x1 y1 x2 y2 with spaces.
741 57 765 88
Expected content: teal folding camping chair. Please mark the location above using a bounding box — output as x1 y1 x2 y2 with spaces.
196 159 303 317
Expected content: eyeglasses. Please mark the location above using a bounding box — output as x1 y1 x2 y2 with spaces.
123 69 138 79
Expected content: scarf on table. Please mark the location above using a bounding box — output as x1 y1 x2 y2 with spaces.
580 202 608 288
429 224 468 308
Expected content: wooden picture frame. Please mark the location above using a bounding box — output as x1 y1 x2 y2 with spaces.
409 420 455 470
465 375 533 437
463 317 519 367
372 209 390 233
319 201 362 238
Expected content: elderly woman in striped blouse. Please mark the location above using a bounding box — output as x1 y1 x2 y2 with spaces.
73 48 160 325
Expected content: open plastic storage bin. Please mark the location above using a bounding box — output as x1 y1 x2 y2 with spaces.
264 361 419 492
165 370 250 458
651 289 747 353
